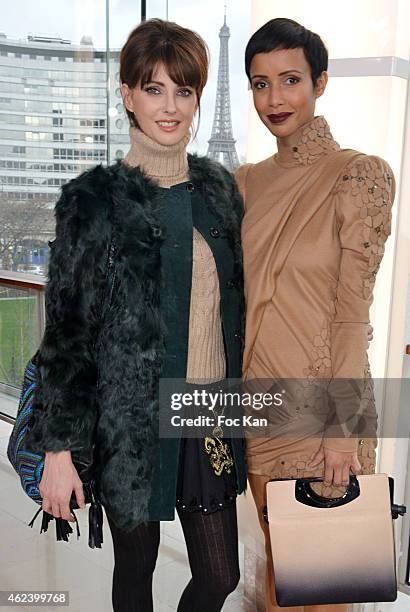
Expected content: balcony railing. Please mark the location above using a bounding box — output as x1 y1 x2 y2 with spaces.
0 270 45 421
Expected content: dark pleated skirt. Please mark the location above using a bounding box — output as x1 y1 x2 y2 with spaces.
176 436 237 514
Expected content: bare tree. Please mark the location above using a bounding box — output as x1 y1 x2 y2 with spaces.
0 196 55 270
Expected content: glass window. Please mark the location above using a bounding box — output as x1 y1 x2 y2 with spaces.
166 1 251 167
0 0 252 282
0 0 252 398
0 285 41 389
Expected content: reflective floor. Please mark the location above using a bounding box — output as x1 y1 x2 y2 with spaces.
0 420 253 611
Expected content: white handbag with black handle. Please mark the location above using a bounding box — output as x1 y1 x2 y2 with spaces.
265 474 406 607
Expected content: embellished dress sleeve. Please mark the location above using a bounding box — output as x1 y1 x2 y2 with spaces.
25 181 109 457
324 155 395 452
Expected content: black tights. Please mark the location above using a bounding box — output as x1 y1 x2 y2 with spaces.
106 503 239 612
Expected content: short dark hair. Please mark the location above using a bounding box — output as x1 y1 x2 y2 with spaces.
120 19 209 128
245 18 328 86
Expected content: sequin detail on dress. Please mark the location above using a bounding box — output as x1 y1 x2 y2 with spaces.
291 116 341 166
303 307 335 379
334 156 394 300
300 289 337 416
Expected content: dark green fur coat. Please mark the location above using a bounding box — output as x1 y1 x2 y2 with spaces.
26 154 247 531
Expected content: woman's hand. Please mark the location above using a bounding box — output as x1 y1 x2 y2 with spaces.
308 445 362 487
367 324 374 344
308 324 371 486
39 450 86 522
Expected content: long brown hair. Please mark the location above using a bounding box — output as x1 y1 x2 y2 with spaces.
120 19 209 131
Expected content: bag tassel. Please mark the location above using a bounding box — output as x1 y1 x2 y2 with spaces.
28 506 44 529
55 516 72 542
88 499 103 549
28 507 54 535
28 507 80 542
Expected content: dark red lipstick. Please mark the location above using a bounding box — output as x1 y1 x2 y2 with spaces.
267 112 293 124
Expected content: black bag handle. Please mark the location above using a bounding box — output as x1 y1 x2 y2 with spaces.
263 475 407 523
294 475 360 508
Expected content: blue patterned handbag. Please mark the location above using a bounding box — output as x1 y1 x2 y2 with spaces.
7 355 44 505
7 230 116 548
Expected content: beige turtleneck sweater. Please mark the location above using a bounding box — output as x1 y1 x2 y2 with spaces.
124 125 190 188
123 126 226 383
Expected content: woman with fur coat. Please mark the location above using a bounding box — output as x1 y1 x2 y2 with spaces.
26 19 247 612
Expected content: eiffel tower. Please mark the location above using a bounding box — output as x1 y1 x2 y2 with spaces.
207 8 239 171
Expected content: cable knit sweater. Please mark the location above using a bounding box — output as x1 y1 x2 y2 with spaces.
123 126 225 383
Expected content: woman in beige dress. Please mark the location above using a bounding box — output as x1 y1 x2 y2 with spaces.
235 18 395 612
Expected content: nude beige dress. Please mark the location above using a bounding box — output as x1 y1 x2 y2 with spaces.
235 115 395 612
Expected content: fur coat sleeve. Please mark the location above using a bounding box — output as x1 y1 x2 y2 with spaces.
26 166 111 457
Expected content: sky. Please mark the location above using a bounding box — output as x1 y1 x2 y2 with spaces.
1 0 252 160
